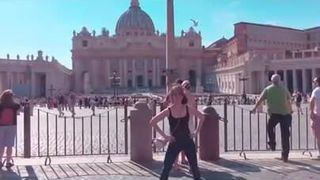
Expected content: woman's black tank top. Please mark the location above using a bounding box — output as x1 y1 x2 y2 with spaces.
168 106 190 139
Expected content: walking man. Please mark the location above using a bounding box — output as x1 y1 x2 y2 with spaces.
309 77 320 159
251 74 292 162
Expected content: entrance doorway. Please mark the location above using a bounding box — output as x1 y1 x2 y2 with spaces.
136 75 144 88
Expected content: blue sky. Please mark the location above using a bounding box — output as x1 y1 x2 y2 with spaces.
0 0 319 68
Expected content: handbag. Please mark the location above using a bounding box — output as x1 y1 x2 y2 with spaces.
152 118 181 150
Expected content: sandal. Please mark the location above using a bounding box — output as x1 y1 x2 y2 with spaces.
6 162 14 169
173 163 180 171
181 160 189 165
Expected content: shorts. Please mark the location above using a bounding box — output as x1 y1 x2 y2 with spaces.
311 116 320 139
0 126 17 148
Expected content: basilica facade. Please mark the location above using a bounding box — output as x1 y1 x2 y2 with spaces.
72 0 217 94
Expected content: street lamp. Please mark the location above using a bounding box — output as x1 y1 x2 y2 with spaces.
110 71 120 98
239 74 248 104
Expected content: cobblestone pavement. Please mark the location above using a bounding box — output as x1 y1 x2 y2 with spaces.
1 154 320 180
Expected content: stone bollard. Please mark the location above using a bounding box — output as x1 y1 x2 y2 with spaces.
23 103 31 158
199 106 221 161
130 101 153 163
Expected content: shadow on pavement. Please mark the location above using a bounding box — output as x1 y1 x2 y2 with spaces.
132 159 249 180
287 159 320 174
0 168 23 180
209 158 261 173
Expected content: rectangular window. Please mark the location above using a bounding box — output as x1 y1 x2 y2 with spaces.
161 76 166 87
82 40 88 47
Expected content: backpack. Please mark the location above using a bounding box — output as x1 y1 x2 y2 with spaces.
296 94 302 103
0 108 14 125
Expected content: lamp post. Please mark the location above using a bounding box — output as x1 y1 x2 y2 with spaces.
110 71 120 98
239 75 248 104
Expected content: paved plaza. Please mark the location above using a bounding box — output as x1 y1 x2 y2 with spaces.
13 103 317 157
1 153 319 180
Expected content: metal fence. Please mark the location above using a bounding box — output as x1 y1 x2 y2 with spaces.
14 104 129 165
12 95 320 164
223 102 318 159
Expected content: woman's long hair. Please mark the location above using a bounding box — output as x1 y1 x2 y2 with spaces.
0 89 14 105
166 85 188 105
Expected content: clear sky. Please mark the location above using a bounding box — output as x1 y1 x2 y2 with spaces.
0 0 319 69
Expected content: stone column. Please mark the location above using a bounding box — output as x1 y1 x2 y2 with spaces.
312 68 317 79
260 71 265 91
130 102 153 163
156 59 161 87
166 0 177 91
152 59 157 88
119 59 123 87
196 59 202 93
200 106 221 161
132 59 136 88
106 60 110 88
12 72 17 86
144 59 148 87
31 72 36 98
283 70 287 89
124 59 128 88
302 69 307 93
293 69 297 91
45 72 50 97
6 71 11 89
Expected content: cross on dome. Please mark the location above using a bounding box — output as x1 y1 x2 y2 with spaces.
131 0 140 7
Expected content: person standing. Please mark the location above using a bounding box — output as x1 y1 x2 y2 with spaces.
180 80 197 165
252 74 292 162
150 85 205 180
294 91 303 115
309 77 320 159
69 92 76 117
57 95 64 117
0 89 20 169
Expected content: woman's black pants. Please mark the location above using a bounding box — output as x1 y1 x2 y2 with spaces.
160 137 201 180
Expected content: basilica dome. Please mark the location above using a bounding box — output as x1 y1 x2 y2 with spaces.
115 0 155 36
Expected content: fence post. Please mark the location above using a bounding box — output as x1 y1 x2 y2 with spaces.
130 102 153 163
224 98 228 152
124 101 128 154
199 106 221 161
152 100 157 153
24 103 31 158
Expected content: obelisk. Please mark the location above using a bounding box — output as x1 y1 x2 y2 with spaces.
166 0 176 92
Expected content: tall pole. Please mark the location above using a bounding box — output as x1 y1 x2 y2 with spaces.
239 76 248 104
166 0 176 92
239 77 248 95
